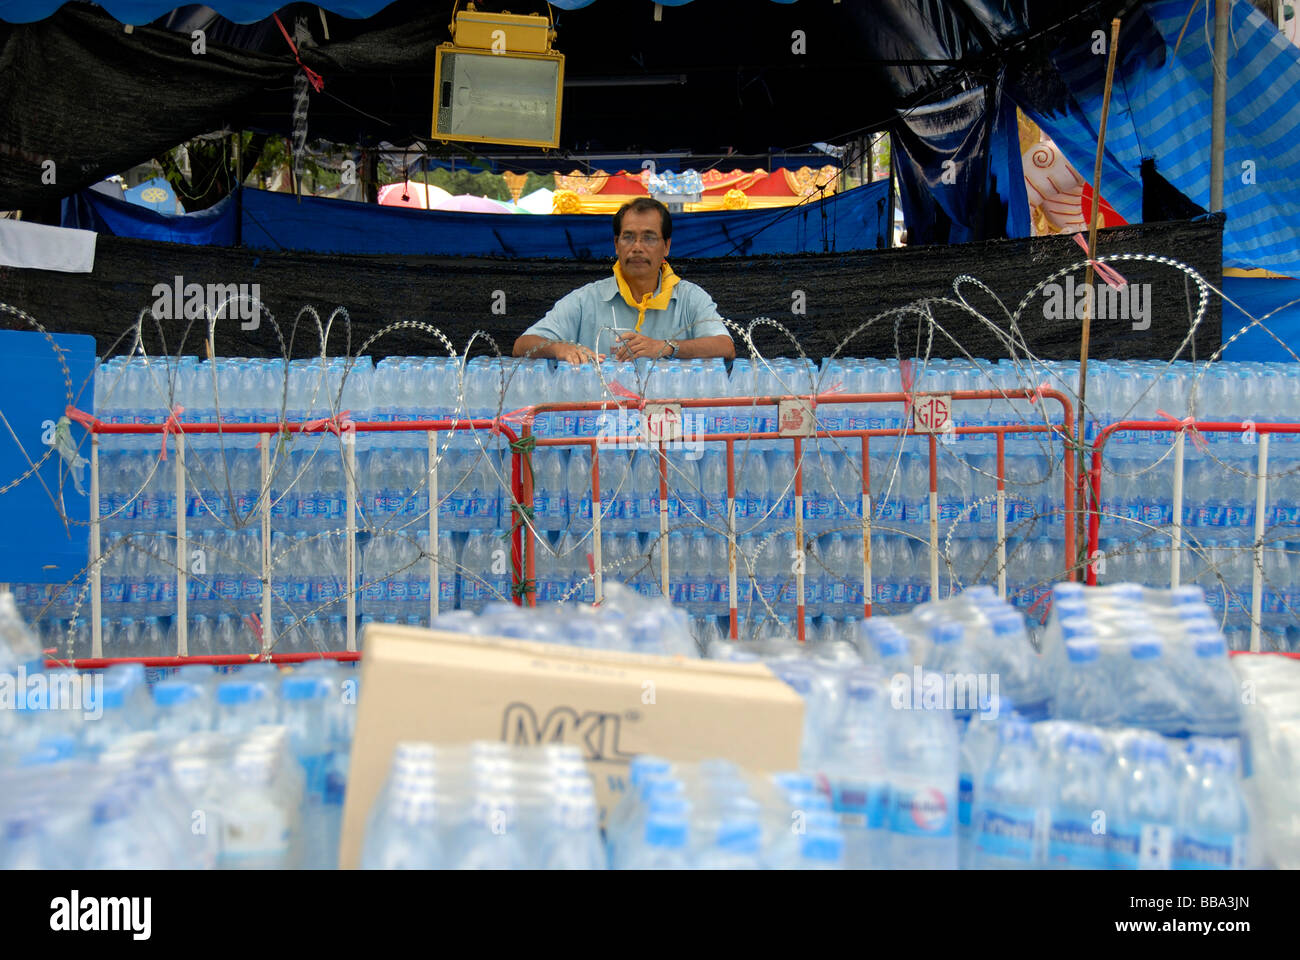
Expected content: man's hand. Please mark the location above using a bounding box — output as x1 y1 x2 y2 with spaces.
552 342 602 365
614 331 669 361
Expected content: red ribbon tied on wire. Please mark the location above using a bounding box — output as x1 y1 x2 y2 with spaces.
64 405 97 431
304 410 355 436
1072 232 1127 290
498 406 537 430
1028 382 1053 405
160 406 185 461
899 358 916 415
273 13 325 92
1156 409 1208 453
607 380 647 409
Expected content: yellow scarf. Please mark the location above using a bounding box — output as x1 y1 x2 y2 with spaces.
613 261 679 331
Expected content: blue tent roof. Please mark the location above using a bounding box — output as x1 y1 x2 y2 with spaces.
0 0 798 25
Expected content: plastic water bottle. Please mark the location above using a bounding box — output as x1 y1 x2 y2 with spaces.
1108 735 1177 869
820 669 890 868
1043 726 1110 869
885 677 959 869
973 715 1043 868
1117 632 1185 733
1173 743 1248 870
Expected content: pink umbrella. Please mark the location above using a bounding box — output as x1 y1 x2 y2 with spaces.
377 181 452 209
429 194 515 214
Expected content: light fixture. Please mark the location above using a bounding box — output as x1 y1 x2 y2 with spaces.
432 3 565 150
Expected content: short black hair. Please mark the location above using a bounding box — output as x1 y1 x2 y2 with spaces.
613 197 672 241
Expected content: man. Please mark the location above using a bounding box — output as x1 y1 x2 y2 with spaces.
513 197 735 364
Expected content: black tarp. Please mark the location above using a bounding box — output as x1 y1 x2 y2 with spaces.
0 216 1222 363
1 1 1135 211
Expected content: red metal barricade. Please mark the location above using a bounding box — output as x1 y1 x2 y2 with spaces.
521 388 1076 642
1086 419 1300 651
56 413 524 666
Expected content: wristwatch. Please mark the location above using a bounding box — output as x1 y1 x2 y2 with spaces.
663 339 680 359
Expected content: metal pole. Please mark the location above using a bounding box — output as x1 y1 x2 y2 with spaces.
997 432 1007 598
591 444 603 604
929 435 939 598
260 439 273 655
345 434 357 651
1210 0 1229 212
726 438 738 640
90 435 102 658
175 433 188 656
1250 433 1269 653
861 436 872 618
794 437 805 643
1076 17 1123 573
1170 431 1186 588
659 443 669 598
428 430 438 622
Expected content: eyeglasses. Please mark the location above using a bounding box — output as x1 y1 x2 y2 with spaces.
617 232 663 246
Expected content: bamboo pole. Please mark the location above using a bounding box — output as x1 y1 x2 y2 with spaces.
1076 17 1123 576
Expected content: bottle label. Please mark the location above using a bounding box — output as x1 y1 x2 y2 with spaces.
1109 823 1173 869
974 803 1040 862
831 778 889 830
1173 831 1244 870
1047 817 1109 869
888 785 955 837
937 499 965 522
439 580 456 606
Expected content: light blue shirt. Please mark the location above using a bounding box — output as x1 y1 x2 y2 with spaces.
522 273 730 354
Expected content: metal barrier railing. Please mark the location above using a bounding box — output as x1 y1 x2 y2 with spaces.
520 388 1077 642
77 414 524 661
1086 419 1300 651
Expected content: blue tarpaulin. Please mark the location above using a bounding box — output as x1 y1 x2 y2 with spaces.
0 0 799 23
1021 0 1300 277
63 180 891 258
62 188 238 247
1219 275 1300 362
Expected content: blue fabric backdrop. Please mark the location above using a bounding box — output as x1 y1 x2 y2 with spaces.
63 180 891 258
1219 275 1300 362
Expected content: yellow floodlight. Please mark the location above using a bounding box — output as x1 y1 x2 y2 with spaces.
433 4 564 149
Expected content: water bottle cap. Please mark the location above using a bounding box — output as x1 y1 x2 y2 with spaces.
1131 736 1170 764
716 817 762 854
774 663 814 695
998 716 1035 745
845 668 883 698
1198 744 1238 771
929 622 963 645
965 585 998 601
1053 581 1086 598
1063 728 1104 754
991 613 1024 637
644 815 689 848
153 681 200 707
1170 585 1205 605
216 681 263 705
771 772 815 795
874 630 907 658
1059 617 1093 641
1129 637 1162 660
1065 638 1100 663
629 755 672 786
281 674 330 701
1193 634 1227 658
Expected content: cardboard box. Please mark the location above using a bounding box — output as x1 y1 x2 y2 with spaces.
338 625 805 869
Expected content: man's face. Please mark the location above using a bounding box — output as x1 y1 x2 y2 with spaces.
615 207 670 286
